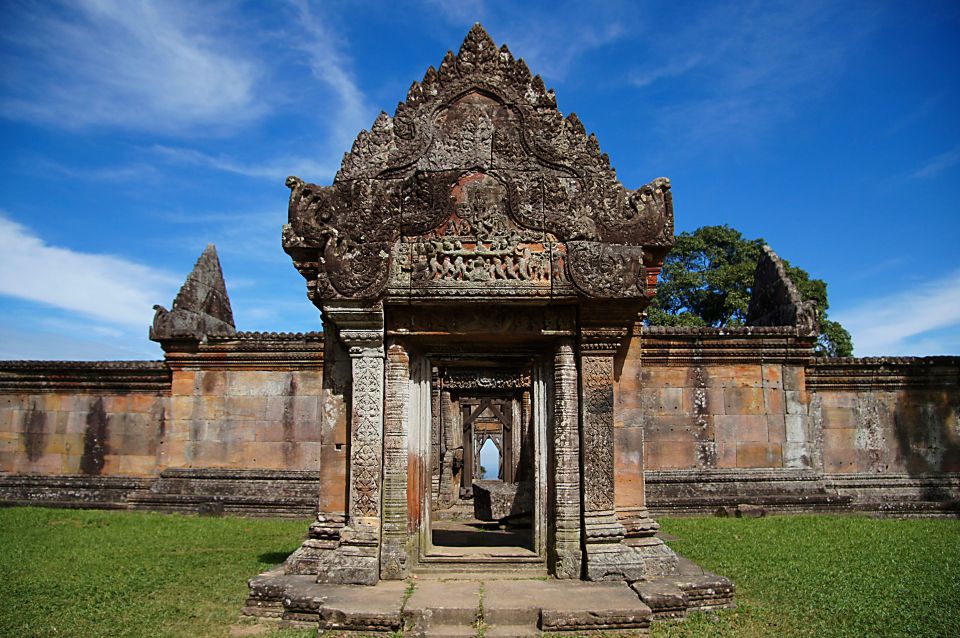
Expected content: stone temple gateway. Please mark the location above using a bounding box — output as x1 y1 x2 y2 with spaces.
3 22 958 636
279 24 681 588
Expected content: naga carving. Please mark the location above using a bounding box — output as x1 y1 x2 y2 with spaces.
283 25 675 305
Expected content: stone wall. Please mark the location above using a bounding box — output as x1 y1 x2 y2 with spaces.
1 329 957 517
0 333 325 516
636 327 960 516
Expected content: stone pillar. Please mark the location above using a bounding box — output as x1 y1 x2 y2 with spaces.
282 303 386 586
439 389 461 506
552 338 582 578
381 340 410 579
579 313 677 582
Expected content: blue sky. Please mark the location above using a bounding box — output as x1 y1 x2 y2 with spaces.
1 0 958 360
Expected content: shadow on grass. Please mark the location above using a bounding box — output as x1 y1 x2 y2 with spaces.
258 551 292 565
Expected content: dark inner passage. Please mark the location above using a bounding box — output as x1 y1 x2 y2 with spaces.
428 362 535 554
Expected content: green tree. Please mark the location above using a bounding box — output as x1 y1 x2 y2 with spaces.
646 225 853 357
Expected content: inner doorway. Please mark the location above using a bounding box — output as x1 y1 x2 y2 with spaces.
419 357 546 565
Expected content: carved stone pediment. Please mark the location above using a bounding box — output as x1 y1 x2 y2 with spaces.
283 24 674 305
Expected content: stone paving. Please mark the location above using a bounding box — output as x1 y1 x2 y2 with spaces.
243 557 733 637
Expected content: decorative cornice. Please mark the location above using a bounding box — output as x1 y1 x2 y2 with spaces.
163 333 324 371
638 326 816 365
0 361 170 394
807 356 960 391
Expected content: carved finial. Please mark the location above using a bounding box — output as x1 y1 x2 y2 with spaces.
460 23 497 56
149 244 236 344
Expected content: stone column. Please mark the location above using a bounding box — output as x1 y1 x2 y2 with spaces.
579 313 678 581
439 389 461 506
380 339 410 579
316 303 385 585
552 338 582 578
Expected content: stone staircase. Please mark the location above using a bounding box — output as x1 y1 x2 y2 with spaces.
243 558 734 636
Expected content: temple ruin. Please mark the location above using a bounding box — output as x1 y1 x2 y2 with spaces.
0 24 957 636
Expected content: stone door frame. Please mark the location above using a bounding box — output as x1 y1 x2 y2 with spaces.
409 349 550 567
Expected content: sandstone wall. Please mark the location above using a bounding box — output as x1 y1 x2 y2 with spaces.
0 333 324 515
0 361 169 478
636 328 959 516
1 328 957 517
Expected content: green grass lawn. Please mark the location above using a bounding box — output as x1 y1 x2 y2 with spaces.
652 516 960 638
1 508 957 637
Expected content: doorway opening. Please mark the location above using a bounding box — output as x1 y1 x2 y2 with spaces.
419 358 546 564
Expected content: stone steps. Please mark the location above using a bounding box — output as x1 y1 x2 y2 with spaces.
243 562 734 636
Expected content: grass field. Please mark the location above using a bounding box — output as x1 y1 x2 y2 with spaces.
1 508 958 637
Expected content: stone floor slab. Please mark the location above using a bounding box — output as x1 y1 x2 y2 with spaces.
405 580 482 630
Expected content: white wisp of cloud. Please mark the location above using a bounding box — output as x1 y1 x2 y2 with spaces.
0 214 178 328
833 269 960 356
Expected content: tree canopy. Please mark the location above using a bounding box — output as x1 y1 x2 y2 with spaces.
646 225 853 357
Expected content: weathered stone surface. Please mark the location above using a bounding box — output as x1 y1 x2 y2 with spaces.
283 25 673 307
746 244 818 335
151 244 236 343
472 479 533 521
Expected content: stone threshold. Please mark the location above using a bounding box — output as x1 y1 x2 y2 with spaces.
243 558 734 636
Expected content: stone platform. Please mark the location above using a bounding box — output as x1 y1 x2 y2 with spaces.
243 558 734 636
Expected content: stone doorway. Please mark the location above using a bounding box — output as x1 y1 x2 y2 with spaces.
417 357 547 569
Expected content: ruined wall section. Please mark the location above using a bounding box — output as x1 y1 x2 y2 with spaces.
161 332 323 471
636 328 959 515
0 361 170 506
0 333 325 515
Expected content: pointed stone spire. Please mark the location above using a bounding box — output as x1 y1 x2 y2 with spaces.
150 244 236 343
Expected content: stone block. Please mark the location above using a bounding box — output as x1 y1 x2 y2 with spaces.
764 387 785 415
824 447 857 473
736 442 781 468
767 415 786 443
227 371 292 397
782 441 811 468
821 392 857 409
645 440 697 469
170 396 197 421
171 371 196 396
658 387 684 414
762 364 783 389
714 415 738 444
615 427 645 509
41 394 61 412
118 454 158 476
824 427 856 451
785 414 806 442
473 479 532 520
199 396 225 420
104 395 131 415
293 371 323 397
640 366 692 388
297 442 322 468
783 365 805 391
224 396 267 421
822 407 855 429
198 370 226 395
716 441 737 468
646 416 697 442
734 415 768 442
129 394 158 414
785 390 807 415
723 387 764 414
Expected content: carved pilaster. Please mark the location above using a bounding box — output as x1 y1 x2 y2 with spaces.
313 303 385 585
381 340 410 579
579 310 678 582
553 338 582 578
